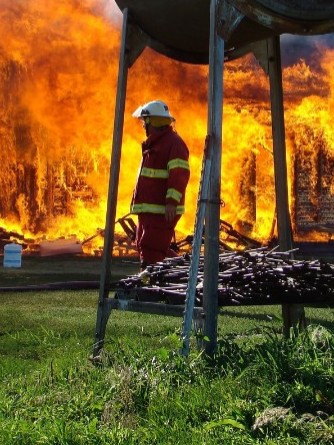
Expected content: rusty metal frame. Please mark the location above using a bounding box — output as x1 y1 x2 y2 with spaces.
92 1 314 359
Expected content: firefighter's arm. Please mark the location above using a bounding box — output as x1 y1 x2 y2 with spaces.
165 140 190 220
166 159 190 203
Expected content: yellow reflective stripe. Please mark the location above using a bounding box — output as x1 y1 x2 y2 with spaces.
131 203 165 214
131 203 185 214
166 188 182 202
141 167 168 179
167 158 190 171
175 206 185 214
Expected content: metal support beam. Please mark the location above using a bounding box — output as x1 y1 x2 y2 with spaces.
266 36 306 335
217 0 244 42
110 298 204 318
92 9 145 358
267 37 292 249
202 0 225 356
180 135 212 356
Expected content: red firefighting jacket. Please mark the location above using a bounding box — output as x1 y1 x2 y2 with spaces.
131 126 190 215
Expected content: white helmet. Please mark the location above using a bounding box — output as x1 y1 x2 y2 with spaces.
132 100 175 121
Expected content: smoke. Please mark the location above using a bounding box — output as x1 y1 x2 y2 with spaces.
103 0 122 25
281 34 334 68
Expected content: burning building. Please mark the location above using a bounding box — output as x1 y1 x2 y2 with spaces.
0 0 334 254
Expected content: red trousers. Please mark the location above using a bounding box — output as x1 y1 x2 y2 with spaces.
136 213 180 268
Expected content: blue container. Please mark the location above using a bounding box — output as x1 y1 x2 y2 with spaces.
3 243 22 268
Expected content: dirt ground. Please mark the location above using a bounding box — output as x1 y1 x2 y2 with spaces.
0 254 139 287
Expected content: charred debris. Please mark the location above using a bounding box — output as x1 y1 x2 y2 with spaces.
114 246 334 308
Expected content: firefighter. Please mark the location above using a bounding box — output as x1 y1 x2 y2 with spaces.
131 99 190 271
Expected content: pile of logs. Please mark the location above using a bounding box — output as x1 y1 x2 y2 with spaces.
0 227 28 251
114 247 334 306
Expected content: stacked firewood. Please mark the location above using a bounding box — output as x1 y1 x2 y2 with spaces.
114 247 334 306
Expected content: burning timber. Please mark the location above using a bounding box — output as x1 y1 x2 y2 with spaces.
112 247 334 308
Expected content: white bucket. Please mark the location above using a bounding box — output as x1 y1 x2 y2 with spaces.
3 243 22 268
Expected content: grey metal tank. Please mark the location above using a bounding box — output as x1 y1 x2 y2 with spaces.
115 0 334 63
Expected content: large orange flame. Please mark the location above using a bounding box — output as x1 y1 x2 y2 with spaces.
0 0 333 253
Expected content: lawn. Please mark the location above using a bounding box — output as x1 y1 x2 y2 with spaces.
0 255 334 444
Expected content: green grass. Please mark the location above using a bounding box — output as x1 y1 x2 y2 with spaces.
1 289 334 444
